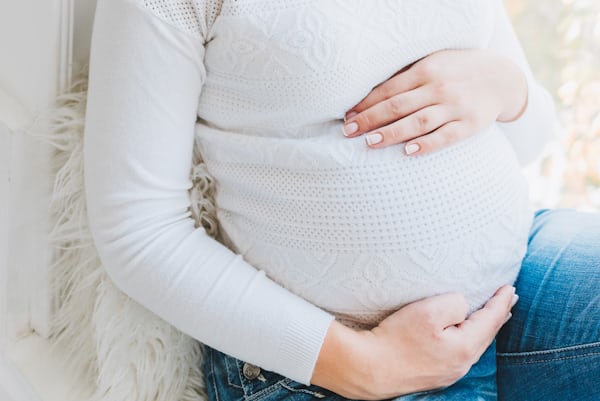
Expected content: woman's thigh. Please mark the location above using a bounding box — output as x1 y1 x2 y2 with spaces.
497 209 600 401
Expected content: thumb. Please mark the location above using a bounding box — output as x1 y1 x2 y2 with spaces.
454 285 517 347
403 292 469 329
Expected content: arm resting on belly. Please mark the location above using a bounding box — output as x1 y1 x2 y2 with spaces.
84 0 333 385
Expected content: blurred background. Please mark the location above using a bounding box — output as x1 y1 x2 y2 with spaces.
507 0 600 212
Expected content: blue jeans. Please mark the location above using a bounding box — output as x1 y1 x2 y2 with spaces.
497 209 600 401
203 209 600 400
204 342 497 401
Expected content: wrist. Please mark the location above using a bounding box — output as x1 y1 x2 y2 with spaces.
311 321 379 399
497 62 529 122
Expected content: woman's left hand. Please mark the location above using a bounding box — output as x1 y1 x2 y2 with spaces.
342 49 528 155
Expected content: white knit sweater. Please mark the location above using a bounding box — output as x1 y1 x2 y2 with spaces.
84 0 555 385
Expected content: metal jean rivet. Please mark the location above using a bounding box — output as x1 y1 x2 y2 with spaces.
242 362 262 380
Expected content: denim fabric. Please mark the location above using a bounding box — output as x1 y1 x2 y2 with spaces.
497 209 600 401
203 209 600 400
203 342 497 401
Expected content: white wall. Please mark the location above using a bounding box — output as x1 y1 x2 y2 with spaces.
0 1 94 400
0 0 98 347
0 0 72 113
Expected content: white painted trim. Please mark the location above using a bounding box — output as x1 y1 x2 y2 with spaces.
0 95 53 342
0 122 42 401
58 0 74 92
0 0 77 352
0 1 77 399
27 0 75 340
22 134 54 339
0 122 31 345
0 122 12 347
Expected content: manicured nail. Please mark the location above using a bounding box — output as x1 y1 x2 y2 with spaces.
345 111 358 122
343 122 359 137
511 294 519 308
503 312 513 324
366 132 384 146
405 143 420 155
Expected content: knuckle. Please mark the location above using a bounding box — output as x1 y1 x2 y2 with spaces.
386 125 404 143
388 95 404 116
414 113 429 133
375 83 393 100
420 307 441 332
418 133 441 153
417 60 436 79
451 292 468 311
433 81 449 98
439 127 459 145
356 113 373 131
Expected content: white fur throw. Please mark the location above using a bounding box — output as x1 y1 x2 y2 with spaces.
39 78 219 401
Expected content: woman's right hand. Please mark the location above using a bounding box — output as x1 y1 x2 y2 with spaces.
311 285 517 400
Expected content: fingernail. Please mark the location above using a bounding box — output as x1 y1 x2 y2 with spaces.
366 132 384 146
511 294 519 308
503 312 513 324
343 122 359 137
345 111 358 122
405 143 420 155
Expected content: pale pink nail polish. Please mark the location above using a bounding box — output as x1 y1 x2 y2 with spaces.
343 122 359 137
405 143 420 155
366 132 384 146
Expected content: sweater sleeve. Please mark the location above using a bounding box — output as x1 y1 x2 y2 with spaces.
489 0 556 165
83 0 334 385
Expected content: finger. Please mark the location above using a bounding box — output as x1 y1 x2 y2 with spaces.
454 285 517 348
363 105 452 148
347 66 423 118
406 292 469 330
402 120 473 156
343 86 433 138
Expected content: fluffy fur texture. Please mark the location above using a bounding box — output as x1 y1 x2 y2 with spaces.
36 77 218 401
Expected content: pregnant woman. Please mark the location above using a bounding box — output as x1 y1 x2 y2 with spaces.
84 0 600 399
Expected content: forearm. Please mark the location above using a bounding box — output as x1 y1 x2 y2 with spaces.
85 0 334 384
489 0 556 164
311 322 377 399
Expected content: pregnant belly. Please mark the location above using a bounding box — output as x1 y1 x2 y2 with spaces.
196 122 533 327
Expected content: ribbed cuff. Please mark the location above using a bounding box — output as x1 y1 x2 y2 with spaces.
277 307 335 385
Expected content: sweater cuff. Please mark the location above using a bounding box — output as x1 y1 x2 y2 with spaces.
278 304 335 385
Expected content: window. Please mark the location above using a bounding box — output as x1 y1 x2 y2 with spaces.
508 0 600 211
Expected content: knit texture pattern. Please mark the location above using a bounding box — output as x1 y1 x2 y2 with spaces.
47 0 544 401
193 0 533 327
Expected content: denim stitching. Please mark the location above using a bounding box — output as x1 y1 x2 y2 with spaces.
497 342 600 365
209 349 223 401
280 382 327 398
245 379 289 401
222 354 243 389
498 351 600 366
497 341 600 357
